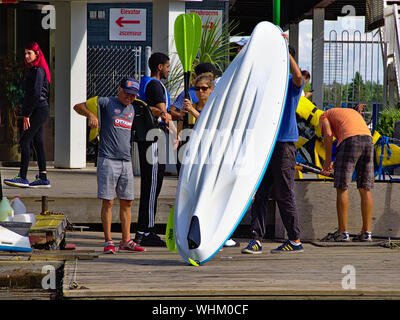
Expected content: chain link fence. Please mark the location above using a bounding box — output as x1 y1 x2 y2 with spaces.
87 45 142 99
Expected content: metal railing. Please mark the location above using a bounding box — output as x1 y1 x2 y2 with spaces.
323 29 384 109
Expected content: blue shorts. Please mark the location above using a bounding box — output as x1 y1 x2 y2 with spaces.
97 157 134 200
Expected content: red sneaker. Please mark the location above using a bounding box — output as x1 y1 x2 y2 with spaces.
118 240 146 252
104 240 116 254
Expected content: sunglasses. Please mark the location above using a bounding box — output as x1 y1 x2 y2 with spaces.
195 86 210 92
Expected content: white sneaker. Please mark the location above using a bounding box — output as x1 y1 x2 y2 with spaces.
224 238 239 247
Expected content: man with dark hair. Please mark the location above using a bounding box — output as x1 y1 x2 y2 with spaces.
134 52 172 247
148 52 170 75
73 78 145 254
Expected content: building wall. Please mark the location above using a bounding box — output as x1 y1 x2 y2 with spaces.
0 1 227 164
87 1 226 74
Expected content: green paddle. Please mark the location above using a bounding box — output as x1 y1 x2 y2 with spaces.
165 13 203 254
165 205 177 252
174 12 202 99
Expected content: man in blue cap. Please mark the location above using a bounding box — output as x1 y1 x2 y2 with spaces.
73 77 146 254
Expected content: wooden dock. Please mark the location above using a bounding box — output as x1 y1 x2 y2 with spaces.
62 231 400 300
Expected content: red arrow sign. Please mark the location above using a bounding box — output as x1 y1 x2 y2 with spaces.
116 17 140 28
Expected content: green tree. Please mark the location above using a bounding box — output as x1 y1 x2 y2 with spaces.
348 72 365 103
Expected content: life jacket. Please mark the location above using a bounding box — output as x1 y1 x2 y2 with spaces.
131 98 161 142
139 76 171 110
86 96 100 143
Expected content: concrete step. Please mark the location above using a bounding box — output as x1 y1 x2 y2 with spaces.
2 166 400 241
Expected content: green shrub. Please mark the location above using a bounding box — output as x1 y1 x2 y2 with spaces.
376 108 400 137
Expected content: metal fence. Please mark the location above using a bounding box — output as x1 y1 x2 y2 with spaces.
323 29 384 109
87 45 142 99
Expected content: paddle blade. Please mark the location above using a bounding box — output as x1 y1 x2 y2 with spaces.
189 12 203 62
165 205 178 252
188 258 200 267
174 14 195 72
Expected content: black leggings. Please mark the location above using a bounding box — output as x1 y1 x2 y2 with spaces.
19 105 49 179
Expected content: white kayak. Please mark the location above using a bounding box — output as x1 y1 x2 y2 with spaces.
0 225 32 252
174 21 289 265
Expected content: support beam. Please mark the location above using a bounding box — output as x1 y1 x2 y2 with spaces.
312 7 325 108
289 23 299 62
152 0 185 56
53 1 87 168
152 0 185 88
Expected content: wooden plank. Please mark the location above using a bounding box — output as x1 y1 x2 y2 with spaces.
0 289 53 300
61 231 400 299
30 249 98 261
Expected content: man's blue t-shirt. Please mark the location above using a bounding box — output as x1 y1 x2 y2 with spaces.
97 97 134 161
277 74 304 142
171 87 198 111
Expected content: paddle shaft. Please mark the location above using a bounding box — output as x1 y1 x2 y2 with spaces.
295 162 334 178
273 0 281 26
182 72 190 127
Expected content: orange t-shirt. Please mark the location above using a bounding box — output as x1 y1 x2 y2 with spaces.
319 108 371 145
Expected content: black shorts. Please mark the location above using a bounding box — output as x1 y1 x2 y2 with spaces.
333 135 374 190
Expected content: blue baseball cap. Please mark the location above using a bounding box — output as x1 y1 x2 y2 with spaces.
120 77 139 95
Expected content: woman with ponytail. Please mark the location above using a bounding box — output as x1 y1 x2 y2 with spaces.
4 42 51 188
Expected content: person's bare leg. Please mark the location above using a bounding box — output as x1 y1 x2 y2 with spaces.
337 188 349 233
120 199 133 244
101 199 114 242
358 188 373 232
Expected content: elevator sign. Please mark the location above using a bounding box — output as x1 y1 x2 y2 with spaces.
109 8 146 41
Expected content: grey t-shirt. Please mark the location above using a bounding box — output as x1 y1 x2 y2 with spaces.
97 97 135 161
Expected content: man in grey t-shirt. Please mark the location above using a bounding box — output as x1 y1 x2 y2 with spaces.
74 78 145 254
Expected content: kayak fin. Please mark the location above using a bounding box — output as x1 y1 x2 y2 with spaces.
187 216 201 249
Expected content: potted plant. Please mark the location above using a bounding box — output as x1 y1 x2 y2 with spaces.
0 54 25 164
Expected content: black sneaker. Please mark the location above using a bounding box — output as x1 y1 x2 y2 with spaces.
134 232 166 247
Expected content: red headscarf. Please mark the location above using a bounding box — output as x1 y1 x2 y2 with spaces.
24 42 51 83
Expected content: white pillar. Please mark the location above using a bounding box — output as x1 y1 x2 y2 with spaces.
152 0 185 86
152 0 185 55
53 1 87 168
312 8 325 108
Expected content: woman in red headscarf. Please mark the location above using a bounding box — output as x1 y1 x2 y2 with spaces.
4 42 51 188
